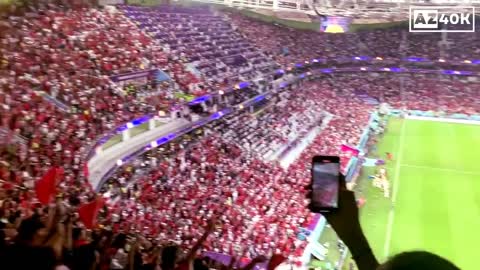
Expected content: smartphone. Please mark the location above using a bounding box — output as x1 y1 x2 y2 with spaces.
310 156 340 212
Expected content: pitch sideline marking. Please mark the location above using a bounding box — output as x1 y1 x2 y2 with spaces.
401 164 480 176
383 119 407 258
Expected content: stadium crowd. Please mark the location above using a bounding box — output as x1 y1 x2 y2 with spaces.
0 1 479 270
227 12 480 67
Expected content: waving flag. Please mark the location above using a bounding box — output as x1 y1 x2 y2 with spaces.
35 167 63 205
341 144 360 157
78 197 105 229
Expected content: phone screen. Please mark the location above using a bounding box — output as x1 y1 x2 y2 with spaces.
312 158 340 209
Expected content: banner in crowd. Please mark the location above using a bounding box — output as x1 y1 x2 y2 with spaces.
109 68 168 83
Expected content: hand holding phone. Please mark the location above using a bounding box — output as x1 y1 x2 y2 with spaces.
309 156 340 212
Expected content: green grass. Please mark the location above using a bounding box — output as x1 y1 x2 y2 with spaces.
358 118 480 270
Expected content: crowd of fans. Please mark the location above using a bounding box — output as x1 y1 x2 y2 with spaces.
227 12 480 67
95 79 379 263
211 86 327 159
1 1 480 270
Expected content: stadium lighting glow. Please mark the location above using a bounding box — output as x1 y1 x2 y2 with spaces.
150 141 158 148
360 67 367 71
438 59 446 62
95 146 102 154
307 72 312 76
189 95 211 105
305 61 309 64
116 159 123 166
158 111 166 117
407 57 425 62
464 60 472 64
312 59 319 63
254 95 265 102
354 57 361 60
324 25 344 33
239 104 244 109
219 90 224 95
126 122 134 129
454 71 460 74
375 57 383 60
384 68 391 71
131 116 150 126
238 82 250 89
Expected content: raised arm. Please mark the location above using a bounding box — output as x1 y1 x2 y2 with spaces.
184 218 216 263
308 175 379 270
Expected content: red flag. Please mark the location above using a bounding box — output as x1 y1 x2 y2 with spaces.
78 197 105 229
340 144 360 157
35 167 61 205
83 163 89 178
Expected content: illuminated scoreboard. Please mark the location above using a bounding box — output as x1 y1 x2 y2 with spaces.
320 16 353 33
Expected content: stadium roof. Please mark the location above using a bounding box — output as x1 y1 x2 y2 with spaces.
188 0 480 22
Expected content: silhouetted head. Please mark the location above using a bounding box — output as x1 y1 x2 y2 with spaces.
378 251 460 270
161 245 180 270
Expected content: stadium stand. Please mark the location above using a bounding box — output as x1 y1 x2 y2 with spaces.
0 1 479 270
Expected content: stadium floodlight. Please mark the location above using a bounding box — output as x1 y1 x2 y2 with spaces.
464 60 472 64
239 104 244 109
438 58 446 62
360 67 367 71
219 90 224 95
150 141 158 148
376 57 383 60
116 159 123 166
127 122 134 129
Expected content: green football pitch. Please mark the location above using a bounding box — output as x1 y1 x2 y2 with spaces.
357 117 480 270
